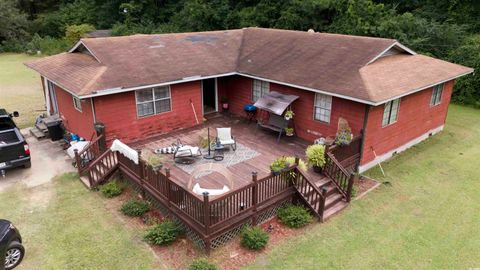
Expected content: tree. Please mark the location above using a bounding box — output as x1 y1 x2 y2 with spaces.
65 24 96 44
0 0 30 46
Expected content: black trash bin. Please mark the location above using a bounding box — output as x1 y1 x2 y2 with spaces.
44 117 64 141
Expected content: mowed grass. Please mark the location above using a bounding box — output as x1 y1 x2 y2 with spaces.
0 53 44 128
245 105 480 270
0 173 157 270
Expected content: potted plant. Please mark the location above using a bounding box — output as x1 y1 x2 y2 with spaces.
221 96 229 110
284 109 294 120
335 127 353 146
305 144 326 173
285 127 294 136
270 157 289 175
146 154 165 172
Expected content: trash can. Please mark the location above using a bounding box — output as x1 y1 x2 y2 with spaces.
44 117 64 141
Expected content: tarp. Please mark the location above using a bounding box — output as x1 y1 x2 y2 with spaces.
253 91 299 115
110 139 139 164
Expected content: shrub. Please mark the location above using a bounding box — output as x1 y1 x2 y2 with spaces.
270 157 289 174
240 225 269 250
188 259 217 270
278 204 312 228
25 34 70 55
284 156 307 171
65 24 96 45
305 144 326 168
144 220 180 245
99 181 123 198
121 200 150 217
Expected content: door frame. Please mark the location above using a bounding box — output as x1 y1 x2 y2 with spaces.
201 78 218 115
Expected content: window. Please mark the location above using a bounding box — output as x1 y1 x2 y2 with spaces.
135 86 171 117
430 83 444 106
73 96 82 112
252 79 269 102
382 98 401 127
314 93 332 123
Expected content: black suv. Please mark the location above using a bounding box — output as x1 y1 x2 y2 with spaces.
0 220 24 270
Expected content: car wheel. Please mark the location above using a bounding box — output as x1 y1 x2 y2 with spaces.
4 241 24 270
23 162 31 169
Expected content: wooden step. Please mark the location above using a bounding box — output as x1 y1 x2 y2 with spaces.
30 127 46 139
79 175 91 188
36 122 48 133
324 193 344 210
323 201 348 221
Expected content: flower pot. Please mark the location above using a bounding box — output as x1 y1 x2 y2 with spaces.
312 165 322 173
271 170 281 176
286 132 294 137
222 103 229 109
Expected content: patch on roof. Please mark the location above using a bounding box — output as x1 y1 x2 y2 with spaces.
183 34 219 43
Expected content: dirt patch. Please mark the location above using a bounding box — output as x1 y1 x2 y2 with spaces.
354 175 379 198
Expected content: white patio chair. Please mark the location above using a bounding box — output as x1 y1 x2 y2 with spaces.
174 145 202 159
216 127 236 151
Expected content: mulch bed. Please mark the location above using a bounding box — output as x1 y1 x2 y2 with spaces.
98 175 380 269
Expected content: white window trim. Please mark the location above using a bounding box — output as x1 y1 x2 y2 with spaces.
313 93 332 124
430 83 444 107
73 96 82 112
135 86 172 118
382 98 401 127
252 79 270 102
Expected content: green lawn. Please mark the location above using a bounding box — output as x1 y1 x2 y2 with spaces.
0 173 157 270
0 53 44 128
245 105 480 270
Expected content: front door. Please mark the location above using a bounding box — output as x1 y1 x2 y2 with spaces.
202 78 217 114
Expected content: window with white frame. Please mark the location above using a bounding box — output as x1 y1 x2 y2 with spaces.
430 83 444 106
73 96 82 112
314 93 332 123
136 86 171 117
252 79 269 102
382 98 401 127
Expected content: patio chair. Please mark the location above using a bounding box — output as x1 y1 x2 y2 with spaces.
173 145 202 163
216 127 237 151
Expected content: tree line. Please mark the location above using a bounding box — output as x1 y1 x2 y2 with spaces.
1 0 478 106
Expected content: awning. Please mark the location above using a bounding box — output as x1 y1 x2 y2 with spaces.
253 91 299 115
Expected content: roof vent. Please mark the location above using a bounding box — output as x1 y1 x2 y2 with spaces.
307 29 315 33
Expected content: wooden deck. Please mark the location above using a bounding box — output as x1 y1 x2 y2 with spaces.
132 114 311 192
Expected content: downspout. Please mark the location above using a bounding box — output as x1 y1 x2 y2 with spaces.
358 104 370 172
90 97 97 123
43 76 52 116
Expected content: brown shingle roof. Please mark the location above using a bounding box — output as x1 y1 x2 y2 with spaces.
25 28 473 104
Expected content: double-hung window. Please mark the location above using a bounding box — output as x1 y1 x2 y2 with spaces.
136 86 171 117
73 96 82 112
252 79 269 102
314 93 332 123
430 83 444 106
382 98 400 127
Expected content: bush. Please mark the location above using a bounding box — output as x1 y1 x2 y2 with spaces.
240 225 269 250
65 24 96 45
270 156 289 174
305 144 326 168
121 200 150 217
188 259 217 270
144 220 180 245
278 204 312 228
284 156 307 171
99 181 123 198
26 34 70 55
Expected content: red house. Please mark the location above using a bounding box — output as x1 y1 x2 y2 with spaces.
26 28 472 172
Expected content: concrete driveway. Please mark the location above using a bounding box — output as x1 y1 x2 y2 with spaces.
0 129 75 192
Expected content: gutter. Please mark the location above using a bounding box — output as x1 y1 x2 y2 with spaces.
358 105 371 172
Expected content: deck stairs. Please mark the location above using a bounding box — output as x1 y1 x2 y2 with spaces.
29 122 48 140
295 170 349 222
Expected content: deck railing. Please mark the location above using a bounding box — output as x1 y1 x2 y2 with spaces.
324 152 355 202
113 152 297 251
294 168 327 220
327 135 362 172
74 134 106 175
87 149 118 187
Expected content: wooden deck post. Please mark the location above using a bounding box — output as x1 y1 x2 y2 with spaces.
346 172 355 202
74 149 81 175
319 187 328 222
251 171 258 225
137 149 146 198
94 122 107 153
203 192 211 253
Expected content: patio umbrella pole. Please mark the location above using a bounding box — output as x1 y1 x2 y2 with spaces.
203 127 214 159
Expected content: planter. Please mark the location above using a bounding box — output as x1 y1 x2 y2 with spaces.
271 170 281 176
285 132 294 137
312 165 323 173
222 103 229 109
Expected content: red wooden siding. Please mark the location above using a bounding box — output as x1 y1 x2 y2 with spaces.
361 80 454 165
218 75 367 141
54 85 95 139
94 81 202 144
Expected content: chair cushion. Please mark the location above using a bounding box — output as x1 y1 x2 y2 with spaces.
176 146 200 157
216 128 232 141
219 139 235 145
